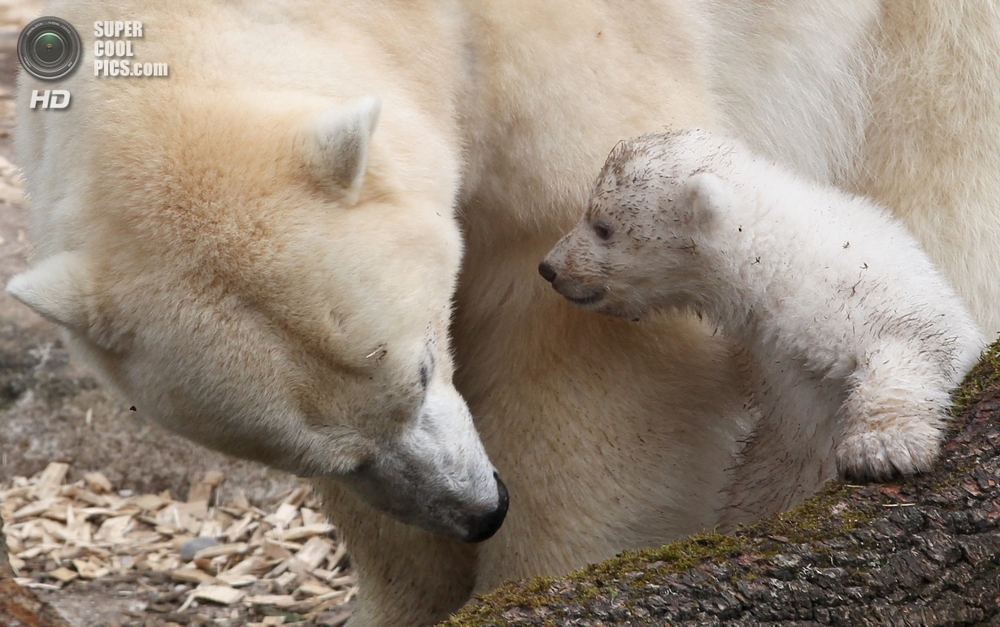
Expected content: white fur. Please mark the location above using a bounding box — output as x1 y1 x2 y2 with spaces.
6 251 92 333
308 97 382 202
11 0 506 547
697 1 879 185
545 129 985 519
10 1 1000 626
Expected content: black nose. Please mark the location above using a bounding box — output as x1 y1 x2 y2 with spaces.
463 472 510 543
538 261 557 283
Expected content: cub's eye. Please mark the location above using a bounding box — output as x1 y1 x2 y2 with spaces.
594 222 613 241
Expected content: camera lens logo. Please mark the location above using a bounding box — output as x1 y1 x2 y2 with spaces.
17 17 82 81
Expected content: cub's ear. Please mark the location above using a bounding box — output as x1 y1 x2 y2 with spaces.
677 171 729 229
6 251 91 332
306 97 382 203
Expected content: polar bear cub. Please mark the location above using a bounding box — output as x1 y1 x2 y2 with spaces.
542 129 984 480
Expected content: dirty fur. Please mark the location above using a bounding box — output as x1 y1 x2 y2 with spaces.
544 129 985 523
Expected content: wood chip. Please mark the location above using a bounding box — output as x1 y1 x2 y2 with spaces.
94 515 133 543
71 490 106 507
224 514 256 543
273 571 297 592
171 568 217 585
296 581 335 598
0 180 23 204
223 555 269 577
192 542 248 560
262 540 293 561
271 523 335 542
247 594 298 608
192 585 245 605
290 536 332 570
132 494 167 511
197 519 225 539
46 567 78 583
232 490 250 511
83 472 112 493
32 463 70 500
2 467 355 618
20 581 61 591
72 559 110 580
13 499 57 521
186 481 213 504
281 485 311 507
327 542 348 571
264 503 298 528
216 572 257 588
300 508 325 526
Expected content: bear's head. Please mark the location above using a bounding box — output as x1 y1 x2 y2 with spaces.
7 92 508 542
541 129 736 319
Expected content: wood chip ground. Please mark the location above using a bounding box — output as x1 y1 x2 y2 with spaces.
2 463 357 626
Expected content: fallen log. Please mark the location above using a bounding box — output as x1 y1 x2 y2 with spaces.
444 341 1000 627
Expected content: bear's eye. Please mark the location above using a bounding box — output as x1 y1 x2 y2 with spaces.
419 347 436 390
594 222 613 241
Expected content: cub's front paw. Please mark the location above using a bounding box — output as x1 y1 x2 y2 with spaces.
836 419 943 481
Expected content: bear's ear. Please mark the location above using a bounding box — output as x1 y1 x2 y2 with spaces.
677 171 729 229
306 97 382 204
6 251 92 333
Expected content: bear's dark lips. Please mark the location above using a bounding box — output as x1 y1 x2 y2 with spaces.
565 290 605 305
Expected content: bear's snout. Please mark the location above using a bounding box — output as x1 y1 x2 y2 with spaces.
463 472 510 543
538 261 557 283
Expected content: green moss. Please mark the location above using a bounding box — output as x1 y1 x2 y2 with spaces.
747 483 880 544
953 337 1000 411
440 576 560 627
443 533 747 626
587 532 744 581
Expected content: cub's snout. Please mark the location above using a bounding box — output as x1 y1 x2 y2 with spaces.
540 258 606 304
540 230 607 307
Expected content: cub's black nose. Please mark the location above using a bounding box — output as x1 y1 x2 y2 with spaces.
463 472 510 543
538 261 557 283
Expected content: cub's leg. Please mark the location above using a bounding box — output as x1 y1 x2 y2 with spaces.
313 479 477 627
837 339 953 480
721 353 839 529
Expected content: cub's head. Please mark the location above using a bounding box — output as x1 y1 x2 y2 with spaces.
541 130 735 318
7 92 507 542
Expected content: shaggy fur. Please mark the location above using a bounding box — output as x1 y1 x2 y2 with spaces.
544 129 984 518
9 1 1000 626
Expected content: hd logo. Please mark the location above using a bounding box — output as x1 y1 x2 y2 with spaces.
18 16 82 111
30 89 71 109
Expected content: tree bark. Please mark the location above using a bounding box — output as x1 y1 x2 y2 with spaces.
443 344 1000 627
1 516 9 577
0 472 73 627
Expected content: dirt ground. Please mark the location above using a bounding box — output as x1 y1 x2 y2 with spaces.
0 2 350 625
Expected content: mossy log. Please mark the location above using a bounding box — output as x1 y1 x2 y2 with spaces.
443 341 1000 627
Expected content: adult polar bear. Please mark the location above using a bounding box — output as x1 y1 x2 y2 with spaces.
10 2 1000 627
